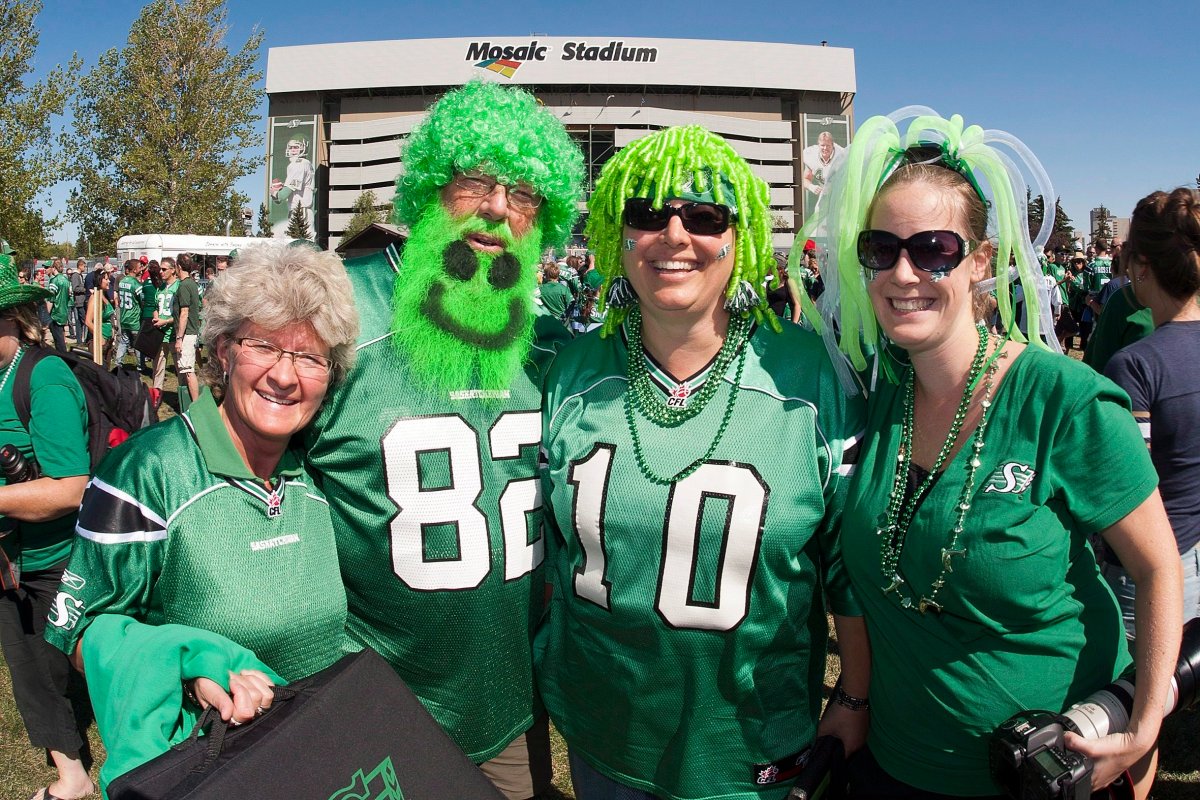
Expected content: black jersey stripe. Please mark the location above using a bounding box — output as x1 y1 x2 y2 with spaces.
76 477 168 544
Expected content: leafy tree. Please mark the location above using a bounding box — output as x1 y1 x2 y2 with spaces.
1026 192 1073 253
341 191 384 242
219 190 250 236
0 0 80 256
285 206 312 241
74 233 90 257
66 0 263 246
256 202 271 238
46 241 75 259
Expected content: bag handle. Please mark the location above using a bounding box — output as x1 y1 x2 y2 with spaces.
180 684 299 772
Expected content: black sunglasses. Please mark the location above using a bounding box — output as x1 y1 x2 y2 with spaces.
857 229 974 273
623 197 732 236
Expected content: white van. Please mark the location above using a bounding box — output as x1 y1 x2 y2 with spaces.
115 234 276 265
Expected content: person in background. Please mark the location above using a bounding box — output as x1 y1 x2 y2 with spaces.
45 241 359 796
811 109 1181 799
172 258 203 411
0 255 93 800
1082 253 1153 372
538 262 572 326
151 257 180 394
114 260 143 368
84 268 116 366
139 261 162 375
45 260 71 353
1103 187 1200 637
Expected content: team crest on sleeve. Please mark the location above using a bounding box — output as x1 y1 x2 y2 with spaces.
48 591 85 630
983 462 1036 495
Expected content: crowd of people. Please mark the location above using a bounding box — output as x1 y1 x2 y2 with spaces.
0 81 1195 800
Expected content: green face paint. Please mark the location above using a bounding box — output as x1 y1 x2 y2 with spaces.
391 201 544 393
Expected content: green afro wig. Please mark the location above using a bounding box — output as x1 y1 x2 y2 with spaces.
586 125 780 336
392 80 585 250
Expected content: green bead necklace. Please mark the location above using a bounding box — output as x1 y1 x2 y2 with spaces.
877 324 1000 614
624 306 751 485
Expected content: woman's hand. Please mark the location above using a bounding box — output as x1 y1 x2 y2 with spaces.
816 701 868 756
1063 726 1156 793
191 669 276 725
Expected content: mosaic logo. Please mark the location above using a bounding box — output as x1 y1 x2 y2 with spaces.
467 41 547 78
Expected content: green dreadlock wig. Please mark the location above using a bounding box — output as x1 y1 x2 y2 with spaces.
792 107 1060 377
393 80 584 250
587 125 781 336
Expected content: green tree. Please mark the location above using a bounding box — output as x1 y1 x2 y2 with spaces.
256 202 271 238
219 190 250 236
1091 204 1113 247
285 205 312 241
0 0 80 256
66 0 263 247
1045 197 1074 253
341 191 384 242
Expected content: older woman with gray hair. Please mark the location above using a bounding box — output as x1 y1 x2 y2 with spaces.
45 241 360 793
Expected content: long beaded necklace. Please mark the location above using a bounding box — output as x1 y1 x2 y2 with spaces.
624 306 751 485
0 346 26 398
877 324 1000 614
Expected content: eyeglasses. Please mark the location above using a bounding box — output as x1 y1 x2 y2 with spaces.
623 197 732 236
235 337 333 378
857 229 975 273
450 171 542 212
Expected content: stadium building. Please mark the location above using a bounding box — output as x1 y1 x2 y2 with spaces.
264 36 856 250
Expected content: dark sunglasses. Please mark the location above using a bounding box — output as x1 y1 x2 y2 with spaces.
623 197 732 236
857 229 974 273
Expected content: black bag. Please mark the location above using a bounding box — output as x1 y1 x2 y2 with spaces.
107 648 506 800
134 318 166 362
13 347 154 470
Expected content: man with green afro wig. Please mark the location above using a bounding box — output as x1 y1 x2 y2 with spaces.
306 80 584 799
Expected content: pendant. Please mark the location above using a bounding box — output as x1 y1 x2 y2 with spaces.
918 597 942 614
882 573 903 594
940 547 967 572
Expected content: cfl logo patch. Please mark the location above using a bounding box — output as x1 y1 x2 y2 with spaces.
984 462 1036 495
48 592 85 630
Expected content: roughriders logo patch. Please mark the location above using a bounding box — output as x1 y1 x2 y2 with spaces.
327 756 403 800
48 591 85 630
666 382 692 408
983 462 1037 495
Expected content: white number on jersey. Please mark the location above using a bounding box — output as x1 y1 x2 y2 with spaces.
567 451 768 631
382 413 543 591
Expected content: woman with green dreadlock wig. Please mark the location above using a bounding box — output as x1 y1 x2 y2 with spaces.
800 107 1182 799
537 125 870 800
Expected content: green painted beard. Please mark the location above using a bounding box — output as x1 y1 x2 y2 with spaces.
391 201 543 393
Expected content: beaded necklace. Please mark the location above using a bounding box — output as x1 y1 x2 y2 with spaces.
877 324 1000 614
624 306 751 485
0 346 25 398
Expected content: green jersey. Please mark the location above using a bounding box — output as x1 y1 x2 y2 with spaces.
841 347 1152 794
141 278 159 321
0 352 89 570
538 321 865 800
1085 257 1113 295
45 390 348 682
306 244 570 762
155 280 180 339
117 275 144 330
50 273 72 325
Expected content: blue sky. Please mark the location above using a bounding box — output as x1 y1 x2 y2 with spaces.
29 0 1200 245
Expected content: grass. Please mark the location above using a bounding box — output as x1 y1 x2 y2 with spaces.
1 345 1193 798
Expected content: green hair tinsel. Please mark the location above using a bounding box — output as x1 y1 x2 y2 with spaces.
586 125 781 337
792 108 1059 377
392 80 585 250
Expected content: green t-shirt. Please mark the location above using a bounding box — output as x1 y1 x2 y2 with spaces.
116 275 144 330
140 278 159 321
0 349 89 571
582 268 604 293
172 277 202 336
155 280 180 339
50 273 72 325
538 280 573 320
1085 257 1113 295
537 321 865 800
841 346 1154 795
44 389 349 683
1082 285 1154 373
305 244 570 762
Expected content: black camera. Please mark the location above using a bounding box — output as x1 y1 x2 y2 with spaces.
990 617 1200 800
0 443 40 483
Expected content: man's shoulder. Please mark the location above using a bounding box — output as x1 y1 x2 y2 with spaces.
342 248 401 344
